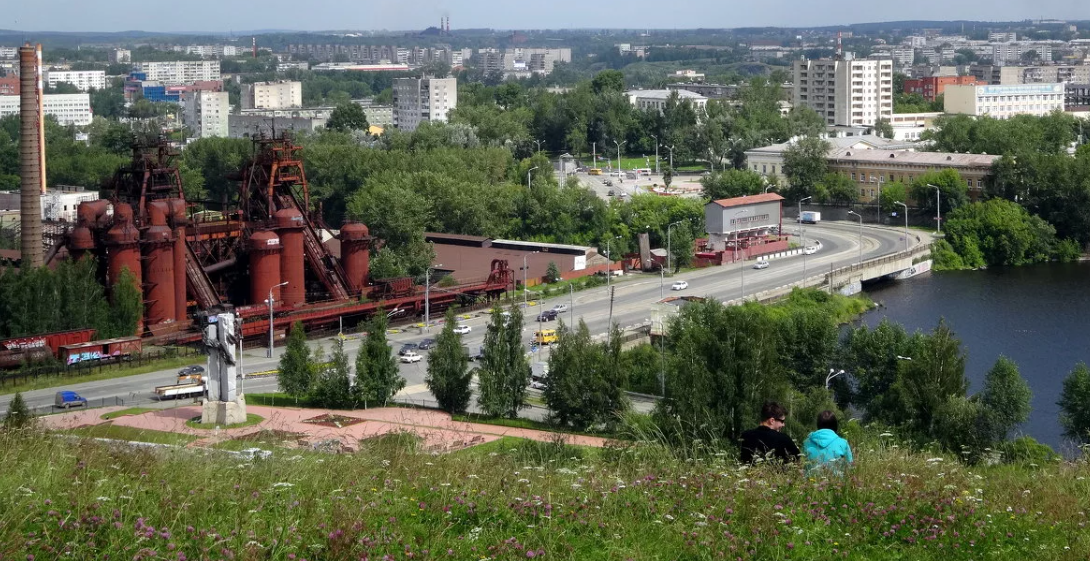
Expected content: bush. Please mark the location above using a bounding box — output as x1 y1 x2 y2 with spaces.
2 392 33 430
998 436 1059 465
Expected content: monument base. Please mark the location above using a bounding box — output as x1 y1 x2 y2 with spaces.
201 394 247 426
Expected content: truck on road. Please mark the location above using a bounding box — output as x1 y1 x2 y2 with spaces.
154 373 206 399
800 211 821 224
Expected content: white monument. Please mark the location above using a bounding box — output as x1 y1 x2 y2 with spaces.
201 312 247 425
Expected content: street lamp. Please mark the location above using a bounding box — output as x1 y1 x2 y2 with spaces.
522 251 539 306
894 201 909 253
667 220 684 274
664 144 675 173
533 139 543 152
604 235 621 290
614 140 624 179
764 185 775 193
926 183 942 234
651 134 660 174
847 210 863 264
734 209 750 301
799 196 812 282
825 368 846 390
896 355 913 361
264 281 289 358
424 264 443 333
527 166 539 190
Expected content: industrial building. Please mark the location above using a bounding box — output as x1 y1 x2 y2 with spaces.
943 83 1065 118
0 187 101 222
826 149 999 202
425 233 614 288
793 55 894 127
228 108 331 138
0 93 92 126
393 77 457 132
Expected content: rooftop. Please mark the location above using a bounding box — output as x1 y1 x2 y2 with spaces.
828 149 1000 167
625 89 708 101
709 193 785 209
746 135 917 155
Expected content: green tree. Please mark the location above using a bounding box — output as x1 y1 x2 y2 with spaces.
873 119 894 139
944 199 1063 268
545 261 561 283
909 169 969 222
327 102 370 132
277 322 313 401
356 314 405 407
591 70 625 94
843 318 919 415
108 268 143 338
885 319 968 439
782 136 830 201
310 338 353 408
879 182 908 215
1058 362 1090 444
2 392 33 430
544 321 627 430
819 172 858 206
425 308 473 414
476 304 531 418
700 169 765 200
979 356 1032 442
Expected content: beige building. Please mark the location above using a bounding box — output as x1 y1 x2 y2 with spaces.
242 81 302 110
944 83 1065 119
793 55 893 127
827 149 999 202
183 91 230 138
625 89 708 114
392 77 457 132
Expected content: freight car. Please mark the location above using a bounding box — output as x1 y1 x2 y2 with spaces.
0 329 97 369
58 337 142 366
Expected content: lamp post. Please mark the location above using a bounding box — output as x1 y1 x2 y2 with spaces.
604 236 620 290
799 196 812 282
533 139 543 152
527 166 538 190
614 140 623 178
664 144 675 173
424 264 443 333
265 281 289 358
894 201 909 253
927 183 942 234
764 185 774 193
734 209 749 301
847 210 863 264
825 368 846 390
522 251 539 306
568 283 574 326
651 134 660 174
875 175 884 224
667 220 683 274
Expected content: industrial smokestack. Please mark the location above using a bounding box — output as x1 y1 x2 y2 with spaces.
36 44 46 195
252 37 257 58
18 43 43 268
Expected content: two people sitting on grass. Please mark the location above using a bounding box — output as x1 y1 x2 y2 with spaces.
739 402 853 474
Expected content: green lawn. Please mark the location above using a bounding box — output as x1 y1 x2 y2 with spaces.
64 422 198 446
100 407 159 420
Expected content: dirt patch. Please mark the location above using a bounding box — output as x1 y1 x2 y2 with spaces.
300 413 366 429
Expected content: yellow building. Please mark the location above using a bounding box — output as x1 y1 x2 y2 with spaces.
827 148 999 203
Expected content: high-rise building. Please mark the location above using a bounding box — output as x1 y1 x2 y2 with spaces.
44 70 107 92
392 77 457 132
183 91 230 138
0 93 93 126
132 61 221 86
792 55 893 127
242 81 302 110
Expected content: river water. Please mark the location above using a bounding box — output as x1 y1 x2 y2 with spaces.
860 262 1090 452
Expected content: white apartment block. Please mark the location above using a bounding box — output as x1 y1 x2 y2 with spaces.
905 36 927 48
112 49 131 63
277 61 309 72
0 46 19 59
989 32 1018 42
944 83 1065 119
242 81 302 110
133 61 221 86
392 77 457 132
0 93 93 126
183 90 229 138
792 55 893 127
45 70 106 92
992 43 1054 65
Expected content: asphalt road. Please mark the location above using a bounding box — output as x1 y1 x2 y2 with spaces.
1 222 917 417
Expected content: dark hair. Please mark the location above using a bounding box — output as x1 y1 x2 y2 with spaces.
816 410 839 432
761 402 787 422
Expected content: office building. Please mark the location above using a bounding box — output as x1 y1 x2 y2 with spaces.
793 55 894 127
944 83 1065 118
183 91 230 138
903 75 985 101
45 70 106 92
242 81 302 110
392 77 457 132
827 149 998 203
132 61 221 86
0 93 92 126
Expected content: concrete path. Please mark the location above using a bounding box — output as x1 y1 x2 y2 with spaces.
40 402 613 454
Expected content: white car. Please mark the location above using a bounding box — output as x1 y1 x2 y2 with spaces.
754 260 770 270
399 351 423 364
452 324 472 335
671 280 689 291
551 304 568 313
804 246 817 255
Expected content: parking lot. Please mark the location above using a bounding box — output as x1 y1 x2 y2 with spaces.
574 168 707 201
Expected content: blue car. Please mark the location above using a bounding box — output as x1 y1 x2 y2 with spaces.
54 390 88 409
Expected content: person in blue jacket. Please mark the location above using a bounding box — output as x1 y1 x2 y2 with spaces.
802 410 854 474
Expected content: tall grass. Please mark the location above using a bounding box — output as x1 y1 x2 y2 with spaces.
1 420 1088 560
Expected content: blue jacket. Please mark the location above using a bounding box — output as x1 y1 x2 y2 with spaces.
802 429 853 474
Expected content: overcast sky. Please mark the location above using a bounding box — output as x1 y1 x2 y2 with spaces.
3 0 1089 33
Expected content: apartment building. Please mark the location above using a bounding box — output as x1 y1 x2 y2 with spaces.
392 77 457 132
356 98 393 126
0 76 17 95
132 61 221 86
45 70 106 92
970 64 1090 85
944 83 1065 118
792 55 893 127
228 108 333 138
474 47 572 76
183 91 229 138
827 149 998 202
0 93 93 126
242 81 302 110
992 42 1054 65
1066 83 1090 108
989 32 1018 42
903 75 985 101
112 49 131 63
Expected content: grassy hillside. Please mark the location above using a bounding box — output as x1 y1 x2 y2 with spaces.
1 425 1088 560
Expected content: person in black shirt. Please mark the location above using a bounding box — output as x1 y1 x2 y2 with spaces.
739 401 801 465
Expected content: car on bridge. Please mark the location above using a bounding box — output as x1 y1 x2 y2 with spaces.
551 304 568 313
537 310 558 322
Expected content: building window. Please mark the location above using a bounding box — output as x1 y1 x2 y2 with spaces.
851 172 857 181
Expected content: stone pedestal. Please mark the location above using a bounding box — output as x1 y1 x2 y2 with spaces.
201 394 247 426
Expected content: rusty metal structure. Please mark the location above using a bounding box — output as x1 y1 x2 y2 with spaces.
65 133 516 341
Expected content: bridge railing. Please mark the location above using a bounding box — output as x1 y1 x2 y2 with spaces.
825 240 932 288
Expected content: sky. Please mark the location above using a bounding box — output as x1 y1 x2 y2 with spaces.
3 0 1089 33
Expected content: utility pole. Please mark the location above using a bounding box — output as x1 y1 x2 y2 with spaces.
651 134 660 174
527 166 538 190
614 140 623 177
734 209 749 301
607 286 616 344
895 201 909 253
667 220 683 274
522 251 539 306
848 210 863 264
799 196 812 283
265 281 288 358
568 283 574 326
424 264 443 332
927 183 942 234
592 142 596 170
